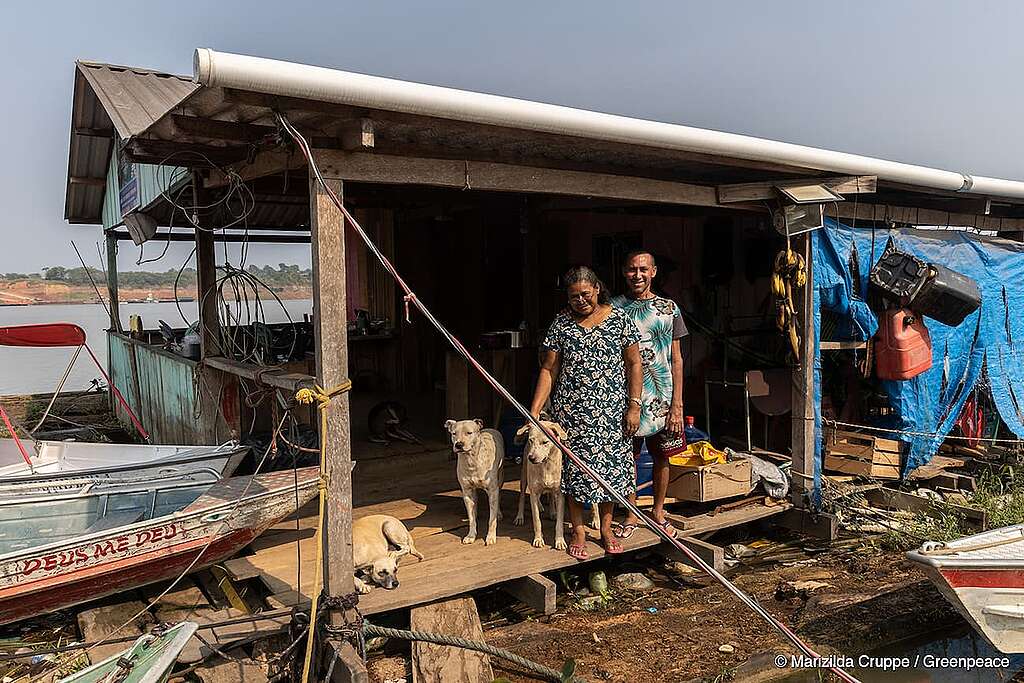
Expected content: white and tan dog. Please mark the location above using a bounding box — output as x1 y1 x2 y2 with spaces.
444 418 504 546
352 514 424 594
514 420 568 550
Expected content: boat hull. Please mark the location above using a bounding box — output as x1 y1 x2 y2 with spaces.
908 524 1024 653
0 440 247 484
0 468 317 624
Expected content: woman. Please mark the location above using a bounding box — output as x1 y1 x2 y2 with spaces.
528 265 643 559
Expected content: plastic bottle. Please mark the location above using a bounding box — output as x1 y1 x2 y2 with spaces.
683 416 709 445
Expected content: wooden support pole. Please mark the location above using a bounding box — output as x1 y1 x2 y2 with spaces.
193 172 220 358
502 573 556 615
309 158 363 682
104 231 121 334
790 234 815 508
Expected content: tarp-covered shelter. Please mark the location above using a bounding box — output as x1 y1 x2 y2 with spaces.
814 222 1024 492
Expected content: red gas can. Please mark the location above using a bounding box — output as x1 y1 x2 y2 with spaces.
874 308 933 380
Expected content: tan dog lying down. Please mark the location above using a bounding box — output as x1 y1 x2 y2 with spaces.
444 419 505 546
514 419 599 549
352 514 424 594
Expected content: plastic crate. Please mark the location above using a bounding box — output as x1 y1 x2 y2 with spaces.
914 263 982 327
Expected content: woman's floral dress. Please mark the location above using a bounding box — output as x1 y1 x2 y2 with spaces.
542 307 641 503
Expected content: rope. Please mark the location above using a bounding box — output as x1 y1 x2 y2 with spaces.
363 623 580 683
824 418 1024 445
294 380 354 683
278 113 861 683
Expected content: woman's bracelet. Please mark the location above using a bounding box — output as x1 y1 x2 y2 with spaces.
628 396 642 408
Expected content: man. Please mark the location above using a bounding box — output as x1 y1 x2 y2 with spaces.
611 250 687 538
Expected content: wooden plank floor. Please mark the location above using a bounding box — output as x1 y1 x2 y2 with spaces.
224 449 790 614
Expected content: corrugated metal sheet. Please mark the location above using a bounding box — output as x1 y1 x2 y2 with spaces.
77 62 197 141
66 62 196 225
101 152 188 230
108 332 201 445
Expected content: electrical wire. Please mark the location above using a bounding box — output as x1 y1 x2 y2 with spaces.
277 113 862 683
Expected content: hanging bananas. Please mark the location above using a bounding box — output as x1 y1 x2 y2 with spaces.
772 247 807 362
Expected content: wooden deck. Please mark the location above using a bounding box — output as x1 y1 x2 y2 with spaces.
223 449 790 614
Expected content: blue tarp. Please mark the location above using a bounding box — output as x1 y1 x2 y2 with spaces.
811 220 1024 504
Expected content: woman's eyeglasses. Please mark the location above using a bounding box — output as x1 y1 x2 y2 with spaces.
569 291 595 301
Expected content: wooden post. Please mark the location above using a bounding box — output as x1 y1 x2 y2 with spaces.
104 231 121 333
308 158 364 683
193 172 220 359
790 234 816 508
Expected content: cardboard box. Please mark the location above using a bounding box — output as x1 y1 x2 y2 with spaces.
823 427 901 480
666 459 752 502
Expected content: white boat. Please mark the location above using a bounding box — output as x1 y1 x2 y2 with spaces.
0 467 319 624
907 524 1024 653
0 439 248 483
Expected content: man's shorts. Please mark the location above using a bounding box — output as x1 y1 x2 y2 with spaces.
632 429 687 460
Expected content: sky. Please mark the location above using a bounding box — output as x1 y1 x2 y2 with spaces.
2 0 1024 273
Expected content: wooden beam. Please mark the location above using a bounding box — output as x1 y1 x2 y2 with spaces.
819 341 868 351
410 597 493 683
171 114 278 142
325 641 368 683
831 202 1024 232
341 118 375 150
204 151 307 189
309 158 360 673
203 356 315 393
126 139 249 167
104 232 121 334
654 536 725 572
193 173 220 359
773 508 838 541
717 175 877 203
790 234 815 509
69 176 107 187
73 127 114 138
502 573 556 614
110 230 310 244
315 151 722 206
863 488 986 530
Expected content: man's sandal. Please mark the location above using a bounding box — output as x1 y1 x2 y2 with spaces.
612 522 639 539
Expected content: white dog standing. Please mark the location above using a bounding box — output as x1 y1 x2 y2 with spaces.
514 420 568 550
444 419 505 545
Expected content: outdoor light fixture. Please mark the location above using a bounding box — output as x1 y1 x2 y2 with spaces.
123 211 158 245
777 183 845 204
772 183 844 236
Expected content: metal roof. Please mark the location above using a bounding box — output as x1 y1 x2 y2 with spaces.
65 62 198 224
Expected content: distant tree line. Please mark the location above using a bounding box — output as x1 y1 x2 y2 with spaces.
0 264 313 289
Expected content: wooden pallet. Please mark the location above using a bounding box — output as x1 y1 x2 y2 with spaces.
824 427 900 479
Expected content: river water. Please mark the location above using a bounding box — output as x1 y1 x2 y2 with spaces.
0 301 312 395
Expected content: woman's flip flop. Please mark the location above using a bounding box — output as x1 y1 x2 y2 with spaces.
658 519 678 539
567 543 589 561
603 538 623 555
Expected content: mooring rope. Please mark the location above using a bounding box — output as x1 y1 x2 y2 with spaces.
363 622 580 682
